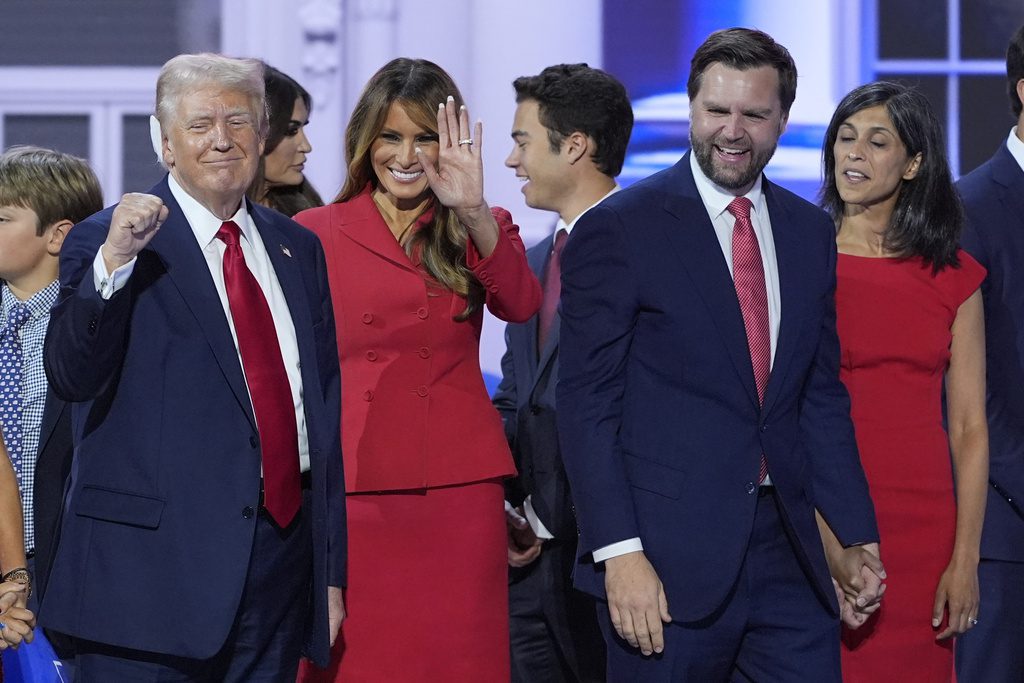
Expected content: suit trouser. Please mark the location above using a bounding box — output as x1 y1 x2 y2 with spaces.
510 539 606 683
74 489 313 682
955 558 1024 683
600 488 840 683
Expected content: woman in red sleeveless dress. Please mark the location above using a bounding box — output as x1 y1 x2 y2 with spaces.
818 82 989 682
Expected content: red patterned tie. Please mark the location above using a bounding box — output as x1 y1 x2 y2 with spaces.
727 197 770 484
537 228 568 353
217 221 300 526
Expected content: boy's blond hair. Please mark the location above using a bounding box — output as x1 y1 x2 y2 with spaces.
0 146 103 234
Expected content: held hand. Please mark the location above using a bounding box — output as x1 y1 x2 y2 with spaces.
826 542 886 613
327 586 346 646
102 193 168 271
0 583 35 649
604 551 671 656
932 558 979 640
418 97 488 222
506 506 542 568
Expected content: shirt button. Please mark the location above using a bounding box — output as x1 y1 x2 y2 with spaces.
366 350 378 361
746 482 756 495
416 385 429 397
242 506 254 519
361 312 374 324
363 390 374 402
418 347 431 359
416 307 428 319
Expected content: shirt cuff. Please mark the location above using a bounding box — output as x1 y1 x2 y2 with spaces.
591 537 644 563
523 495 554 540
93 247 136 299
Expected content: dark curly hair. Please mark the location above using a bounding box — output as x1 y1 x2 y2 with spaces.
512 63 633 177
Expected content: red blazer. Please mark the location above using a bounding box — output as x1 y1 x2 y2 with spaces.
295 188 541 492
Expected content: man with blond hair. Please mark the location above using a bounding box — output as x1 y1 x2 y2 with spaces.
40 53 346 680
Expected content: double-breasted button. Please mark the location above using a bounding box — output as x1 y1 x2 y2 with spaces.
242 506 255 519
745 481 756 495
366 350 378 361
418 347 431 359
361 312 374 324
416 307 429 319
416 385 429 397
249 435 258 449
363 390 374 401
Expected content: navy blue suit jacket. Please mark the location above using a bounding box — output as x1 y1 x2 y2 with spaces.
494 233 575 538
556 154 878 621
957 143 1024 561
40 176 346 666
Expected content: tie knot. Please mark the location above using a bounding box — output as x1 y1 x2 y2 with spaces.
553 228 568 255
217 220 242 247
727 196 754 222
5 304 31 333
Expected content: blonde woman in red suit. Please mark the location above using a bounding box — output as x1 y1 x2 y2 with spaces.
295 58 541 682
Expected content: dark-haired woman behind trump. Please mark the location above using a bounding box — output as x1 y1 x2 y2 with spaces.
819 81 989 682
295 58 540 682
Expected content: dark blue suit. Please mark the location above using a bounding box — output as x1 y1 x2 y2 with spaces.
40 177 346 674
557 154 878 680
955 141 1024 682
495 232 605 683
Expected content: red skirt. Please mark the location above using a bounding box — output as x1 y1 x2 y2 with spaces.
298 479 509 682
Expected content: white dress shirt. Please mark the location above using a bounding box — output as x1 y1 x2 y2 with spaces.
91 175 310 472
591 157 781 564
1006 126 1024 173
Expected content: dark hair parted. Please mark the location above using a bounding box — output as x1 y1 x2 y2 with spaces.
512 63 633 177
688 28 797 114
1007 24 1024 118
247 64 323 217
337 57 483 320
820 81 961 272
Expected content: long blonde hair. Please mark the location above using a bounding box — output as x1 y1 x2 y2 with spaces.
337 58 484 320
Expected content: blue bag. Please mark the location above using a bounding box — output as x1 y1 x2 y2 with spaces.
0 629 67 683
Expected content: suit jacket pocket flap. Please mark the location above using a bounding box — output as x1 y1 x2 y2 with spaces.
75 485 165 529
623 452 684 499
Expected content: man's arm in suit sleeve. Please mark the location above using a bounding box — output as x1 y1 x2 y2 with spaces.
802 215 879 546
556 204 640 555
311 238 347 589
45 213 137 402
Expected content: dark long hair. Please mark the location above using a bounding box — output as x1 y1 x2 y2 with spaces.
338 57 483 320
820 81 961 272
247 64 323 217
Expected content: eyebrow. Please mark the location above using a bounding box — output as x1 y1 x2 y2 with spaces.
511 130 529 140
840 122 895 135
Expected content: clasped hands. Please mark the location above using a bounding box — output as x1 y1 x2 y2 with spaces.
0 581 35 651
824 541 887 629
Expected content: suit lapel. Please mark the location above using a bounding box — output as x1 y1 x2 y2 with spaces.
35 390 65 459
336 188 420 274
660 156 761 408
147 179 256 429
760 182 808 417
992 144 1024 220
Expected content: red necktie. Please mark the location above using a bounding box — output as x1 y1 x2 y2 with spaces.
727 197 770 484
538 228 568 353
217 221 300 526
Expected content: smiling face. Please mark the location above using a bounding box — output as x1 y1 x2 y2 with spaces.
369 102 439 211
505 99 573 215
689 63 788 194
264 97 312 188
162 84 263 217
833 104 921 213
